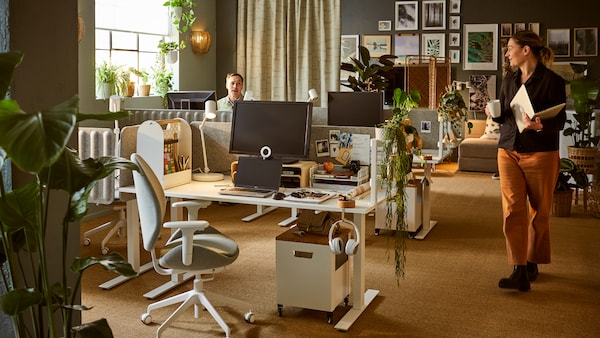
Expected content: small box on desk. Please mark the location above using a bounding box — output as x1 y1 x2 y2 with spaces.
276 227 350 318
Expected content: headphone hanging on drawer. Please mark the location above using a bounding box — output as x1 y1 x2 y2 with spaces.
328 218 360 256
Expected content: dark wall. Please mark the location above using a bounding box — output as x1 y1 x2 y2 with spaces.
342 0 600 94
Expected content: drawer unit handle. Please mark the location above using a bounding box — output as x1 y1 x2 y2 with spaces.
293 250 313 259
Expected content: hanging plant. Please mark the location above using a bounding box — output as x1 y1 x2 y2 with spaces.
163 0 197 34
437 85 472 144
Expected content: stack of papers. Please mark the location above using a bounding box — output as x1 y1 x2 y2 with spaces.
510 84 565 132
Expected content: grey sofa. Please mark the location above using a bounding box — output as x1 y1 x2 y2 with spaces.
457 119 499 173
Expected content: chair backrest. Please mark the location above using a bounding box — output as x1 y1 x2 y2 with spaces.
131 153 167 252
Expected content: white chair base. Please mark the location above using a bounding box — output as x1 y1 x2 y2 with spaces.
83 203 127 254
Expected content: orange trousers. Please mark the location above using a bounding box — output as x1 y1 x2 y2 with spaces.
497 148 560 266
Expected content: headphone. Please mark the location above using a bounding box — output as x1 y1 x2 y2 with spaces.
328 219 360 256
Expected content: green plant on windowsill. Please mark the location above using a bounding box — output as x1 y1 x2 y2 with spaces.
340 45 396 92
0 51 138 338
163 0 197 34
95 61 122 99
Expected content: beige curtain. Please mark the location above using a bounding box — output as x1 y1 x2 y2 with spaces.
237 0 340 105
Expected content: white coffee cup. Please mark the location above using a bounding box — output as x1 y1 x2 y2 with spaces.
487 99 501 118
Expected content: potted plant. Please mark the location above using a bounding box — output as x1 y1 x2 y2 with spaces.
437 85 473 147
151 60 174 103
163 0 197 34
563 63 599 174
95 61 121 99
340 45 396 92
129 67 151 96
553 158 590 217
378 87 421 283
0 52 138 337
158 40 186 64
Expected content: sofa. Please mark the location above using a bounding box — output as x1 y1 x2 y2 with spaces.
457 118 499 173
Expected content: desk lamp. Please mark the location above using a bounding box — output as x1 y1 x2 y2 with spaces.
307 88 319 102
193 100 224 182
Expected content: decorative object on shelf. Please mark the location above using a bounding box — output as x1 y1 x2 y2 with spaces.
378 87 421 284
163 0 197 34
340 45 396 92
191 30 212 54
0 51 137 338
437 84 472 146
194 100 224 182
553 158 589 217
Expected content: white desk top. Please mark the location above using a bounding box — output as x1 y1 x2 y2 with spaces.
119 176 382 215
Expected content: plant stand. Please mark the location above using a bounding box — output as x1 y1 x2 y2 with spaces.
552 189 573 217
568 146 596 212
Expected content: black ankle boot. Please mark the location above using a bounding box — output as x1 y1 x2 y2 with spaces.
527 262 538 282
499 265 530 291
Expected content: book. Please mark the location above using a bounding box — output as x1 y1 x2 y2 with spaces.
510 84 565 132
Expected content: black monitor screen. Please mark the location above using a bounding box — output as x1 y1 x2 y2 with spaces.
166 91 216 109
229 101 313 160
327 91 384 127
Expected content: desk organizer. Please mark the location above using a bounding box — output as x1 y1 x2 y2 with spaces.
311 164 369 191
137 118 192 189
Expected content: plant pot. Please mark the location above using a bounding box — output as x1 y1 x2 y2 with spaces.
171 6 182 20
97 82 112 99
552 189 574 217
567 146 597 174
126 82 135 97
166 50 178 64
138 84 151 96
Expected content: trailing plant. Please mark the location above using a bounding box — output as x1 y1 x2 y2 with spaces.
563 63 600 148
555 158 589 192
151 57 174 102
437 85 472 140
378 88 421 285
340 45 396 92
0 51 138 338
158 40 186 54
163 0 197 34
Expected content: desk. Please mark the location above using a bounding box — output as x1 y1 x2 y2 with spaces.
115 176 383 332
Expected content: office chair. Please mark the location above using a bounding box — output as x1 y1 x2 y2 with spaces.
130 153 254 337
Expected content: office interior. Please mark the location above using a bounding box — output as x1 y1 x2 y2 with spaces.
2 0 599 336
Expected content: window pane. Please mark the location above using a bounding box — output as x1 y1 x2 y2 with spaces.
112 31 138 50
111 51 138 70
96 29 110 49
140 34 163 52
95 0 168 35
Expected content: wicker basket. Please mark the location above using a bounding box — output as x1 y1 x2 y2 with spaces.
567 146 597 174
589 181 600 218
552 189 573 217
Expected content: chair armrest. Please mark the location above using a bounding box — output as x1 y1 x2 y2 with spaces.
164 220 210 265
171 200 211 220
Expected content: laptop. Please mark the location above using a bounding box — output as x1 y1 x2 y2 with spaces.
219 157 283 198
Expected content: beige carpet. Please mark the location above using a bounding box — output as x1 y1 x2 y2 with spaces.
81 167 600 337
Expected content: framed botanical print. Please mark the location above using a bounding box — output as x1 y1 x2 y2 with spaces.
422 33 445 57
449 15 460 30
362 35 391 57
422 0 446 30
449 32 460 47
574 27 598 57
450 49 460 64
395 1 419 31
547 28 570 57
463 24 498 70
449 0 461 13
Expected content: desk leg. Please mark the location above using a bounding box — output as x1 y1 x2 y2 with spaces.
99 198 153 289
334 213 379 331
277 207 298 227
413 162 437 240
241 205 279 222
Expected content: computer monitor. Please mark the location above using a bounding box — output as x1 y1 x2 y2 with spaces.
327 91 384 127
229 101 313 161
166 91 216 109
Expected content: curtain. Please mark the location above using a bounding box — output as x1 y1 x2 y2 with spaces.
237 0 340 105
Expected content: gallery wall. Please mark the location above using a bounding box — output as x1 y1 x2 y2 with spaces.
341 0 600 95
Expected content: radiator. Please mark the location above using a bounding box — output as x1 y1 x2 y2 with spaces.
78 127 117 205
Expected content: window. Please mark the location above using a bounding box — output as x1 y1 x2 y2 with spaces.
95 0 173 93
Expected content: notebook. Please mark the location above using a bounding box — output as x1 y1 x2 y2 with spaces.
219 157 283 198
510 84 566 132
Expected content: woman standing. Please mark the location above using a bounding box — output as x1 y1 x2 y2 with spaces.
487 30 567 291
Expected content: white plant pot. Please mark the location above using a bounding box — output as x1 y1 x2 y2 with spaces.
166 50 178 64
171 6 182 20
97 83 111 99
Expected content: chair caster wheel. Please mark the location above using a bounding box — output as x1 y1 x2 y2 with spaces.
327 312 333 324
374 229 380 236
244 311 255 323
83 238 91 246
101 247 109 255
277 304 283 317
140 313 152 325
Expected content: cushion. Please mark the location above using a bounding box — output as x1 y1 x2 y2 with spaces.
480 116 500 140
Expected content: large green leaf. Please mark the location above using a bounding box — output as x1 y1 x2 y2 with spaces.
0 96 78 174
72 318 114 338
71 252 137 277
0 51 23 99
0 288 43 315
0 182 41 253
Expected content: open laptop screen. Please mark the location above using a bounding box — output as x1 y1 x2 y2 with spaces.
234 157 283 190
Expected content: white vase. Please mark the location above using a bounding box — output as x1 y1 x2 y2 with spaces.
166 50 178 64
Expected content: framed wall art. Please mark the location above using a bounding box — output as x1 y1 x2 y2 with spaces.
574 27 598 57
528 23 540 35
449 32 460 47
501 23 512 37
547 28 570 57
422 0 446 30
463 24 498 71
449 15 460 30
341 35 359 80
422 33 445 57
449 0 461 13
394 34 420 63
450 49 460 64
395 1 418 31
363 34 391 57
379 20 392 32
514 23 526 33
